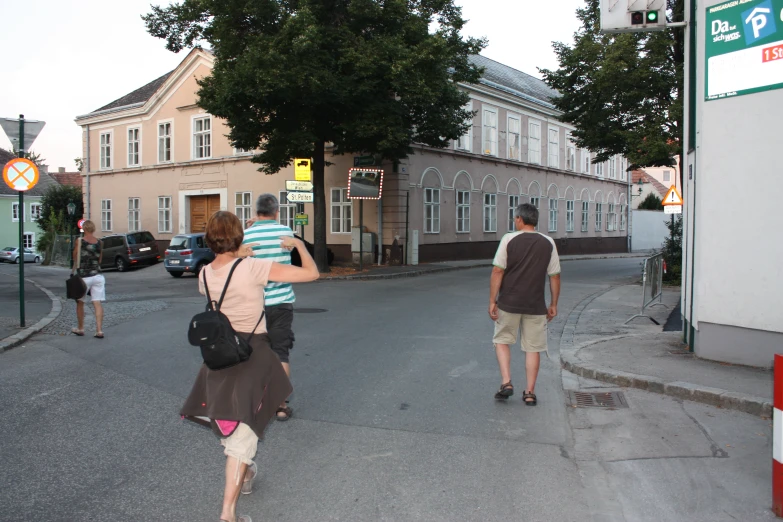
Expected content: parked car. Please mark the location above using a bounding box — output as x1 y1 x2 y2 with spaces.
291 235 334 267
0 247 40 264
164 233 215 278
100 231 161 272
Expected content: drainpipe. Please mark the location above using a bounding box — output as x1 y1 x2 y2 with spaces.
627 176 632 252
377 197 383 265
686 0 697 350
85 124 91 219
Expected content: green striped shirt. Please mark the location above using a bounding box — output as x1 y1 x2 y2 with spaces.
243 220 295 305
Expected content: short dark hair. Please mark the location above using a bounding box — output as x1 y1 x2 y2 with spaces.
514 203 539 226
255 193 279 217
205 211 244 254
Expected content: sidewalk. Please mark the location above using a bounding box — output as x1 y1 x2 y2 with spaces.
560 284 773 417
0 273 61 353
320 251 649 280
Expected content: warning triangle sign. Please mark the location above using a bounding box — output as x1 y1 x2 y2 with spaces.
662 185 683 206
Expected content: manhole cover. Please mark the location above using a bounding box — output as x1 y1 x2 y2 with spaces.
294 308 328 313
568 391 628 409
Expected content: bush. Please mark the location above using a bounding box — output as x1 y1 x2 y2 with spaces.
638 193 664 210
661 215 682 285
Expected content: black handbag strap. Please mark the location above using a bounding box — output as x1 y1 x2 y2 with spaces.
203 258 243 311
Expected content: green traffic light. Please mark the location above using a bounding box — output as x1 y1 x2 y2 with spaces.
647 10 659 22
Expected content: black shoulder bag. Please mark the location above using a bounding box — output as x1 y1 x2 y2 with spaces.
66 238 87 300
187 259 265 370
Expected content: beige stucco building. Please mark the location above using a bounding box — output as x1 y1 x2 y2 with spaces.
75 49 631 263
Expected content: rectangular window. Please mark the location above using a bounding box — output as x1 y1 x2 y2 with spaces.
30 203 41 221
193 116 212 159
455 103 472 152
530 196 540 231
235 192 252 227
595 203 603 232
508 195 520 231
158 122 172 163
607 203 615 231
456 190 470 233
101 199 112 232
582 149 591 174
128 197 140 232
330 188 352 233
482 108 498 156
548 198 558 232
483 193 497 233
158 196 172 233
608 156 616 179
581 201 589 232
596 161 604 177
566 134 575 171
548 126 559 168
424 188 440 234
664 170 671 182
12 202 23 222
528 120 541 165
279 191 295 229
507 115 521 161
100 131 112 169
23 232 34 249
620 205 627 231
127 127 140 167
566 200 574 232
620 158 627 181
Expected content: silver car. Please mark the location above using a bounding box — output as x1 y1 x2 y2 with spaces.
0 247 40 264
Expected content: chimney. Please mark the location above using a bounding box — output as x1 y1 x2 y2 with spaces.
41 165 49 174
58 167 65 173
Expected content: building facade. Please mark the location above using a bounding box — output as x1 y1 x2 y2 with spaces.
74 49 630 262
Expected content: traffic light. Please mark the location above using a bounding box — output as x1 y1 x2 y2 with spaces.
631 10 661 25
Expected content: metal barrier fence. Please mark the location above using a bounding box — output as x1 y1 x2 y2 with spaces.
625 252 667 325
50 235 74 267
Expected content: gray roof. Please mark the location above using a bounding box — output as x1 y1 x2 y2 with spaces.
469 55 559 110
0 149 63 197
92 71 174 113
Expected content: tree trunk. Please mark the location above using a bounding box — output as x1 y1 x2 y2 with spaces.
312 140 329 273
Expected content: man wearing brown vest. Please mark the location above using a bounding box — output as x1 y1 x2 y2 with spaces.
489 203 561 406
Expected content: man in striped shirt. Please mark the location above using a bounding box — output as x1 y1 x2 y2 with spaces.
243 193 297 421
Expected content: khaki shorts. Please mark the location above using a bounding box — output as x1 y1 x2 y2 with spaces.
493 310 548 353
220 422 258 465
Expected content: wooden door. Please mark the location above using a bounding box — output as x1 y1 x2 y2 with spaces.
189 195 221 233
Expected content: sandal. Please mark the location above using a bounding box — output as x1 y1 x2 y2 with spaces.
220 516 251 522
241 462 257 495
71 328 84 336
494 382 514 400
523 391 537 406
94 332 104 339
276 405 293 421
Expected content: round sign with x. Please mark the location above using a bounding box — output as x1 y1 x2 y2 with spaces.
3 158 39 192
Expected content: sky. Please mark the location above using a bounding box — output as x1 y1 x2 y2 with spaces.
0 0 586 172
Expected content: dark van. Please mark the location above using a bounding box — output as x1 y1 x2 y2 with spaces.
100 231 161 272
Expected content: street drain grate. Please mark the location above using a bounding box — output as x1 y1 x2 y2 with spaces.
293 308 328 313
568 391 628 409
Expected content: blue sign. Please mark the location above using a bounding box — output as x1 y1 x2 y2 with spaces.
743 0 777 45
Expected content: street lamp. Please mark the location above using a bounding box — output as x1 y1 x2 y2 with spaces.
67 202 76 267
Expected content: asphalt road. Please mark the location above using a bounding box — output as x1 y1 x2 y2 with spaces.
0 258 773 521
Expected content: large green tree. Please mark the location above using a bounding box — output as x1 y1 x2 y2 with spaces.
540 0 683 173
144 0 485 271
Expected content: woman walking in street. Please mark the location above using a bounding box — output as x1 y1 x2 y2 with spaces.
180 211 319 522
71 220 106 338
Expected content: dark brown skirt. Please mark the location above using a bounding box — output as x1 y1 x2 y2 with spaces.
180 333 292 439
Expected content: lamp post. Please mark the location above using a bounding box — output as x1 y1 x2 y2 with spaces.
67 202 76 267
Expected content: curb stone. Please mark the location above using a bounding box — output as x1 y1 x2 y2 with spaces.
0 278 62 355
559 287 773 418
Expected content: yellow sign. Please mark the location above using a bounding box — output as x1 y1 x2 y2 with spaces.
2 158 39 192
294 158 311 181
661 185 683 206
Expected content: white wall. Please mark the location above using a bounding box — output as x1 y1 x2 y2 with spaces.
631 210 669 252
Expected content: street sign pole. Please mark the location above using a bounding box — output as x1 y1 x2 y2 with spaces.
359 200 363 272
297 203 304 239
18 115 25 328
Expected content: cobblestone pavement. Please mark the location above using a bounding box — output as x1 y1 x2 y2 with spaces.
42 297 168 336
